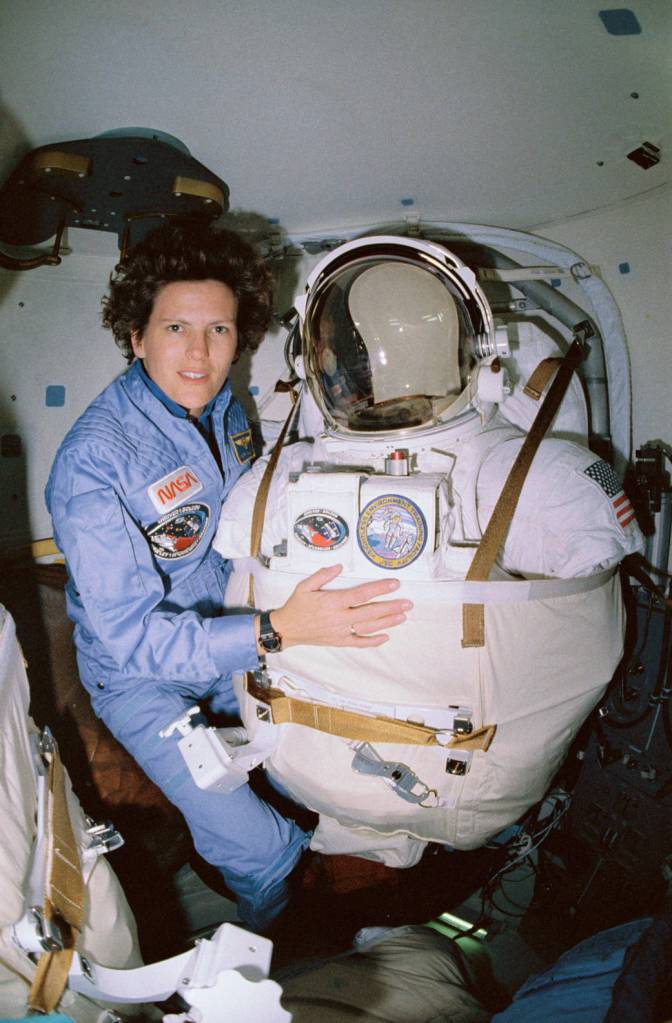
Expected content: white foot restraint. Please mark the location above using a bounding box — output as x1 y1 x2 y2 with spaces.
68 922 290 1022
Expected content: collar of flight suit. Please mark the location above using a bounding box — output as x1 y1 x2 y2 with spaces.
135 358 221 427
121 358 233 434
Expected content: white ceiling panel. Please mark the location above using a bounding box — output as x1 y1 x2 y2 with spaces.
0 0 669 235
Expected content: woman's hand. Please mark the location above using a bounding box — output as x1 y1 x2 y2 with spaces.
265 564 413 650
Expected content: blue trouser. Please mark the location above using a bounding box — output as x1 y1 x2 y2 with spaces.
92 681 310 932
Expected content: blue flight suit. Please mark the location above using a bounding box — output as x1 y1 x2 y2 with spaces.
45 359 309 931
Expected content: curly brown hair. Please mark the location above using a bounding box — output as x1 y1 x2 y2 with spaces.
102 219 273 362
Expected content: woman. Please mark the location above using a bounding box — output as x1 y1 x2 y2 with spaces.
45 220 411 931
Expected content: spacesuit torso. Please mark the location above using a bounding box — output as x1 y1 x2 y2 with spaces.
216 237 644 867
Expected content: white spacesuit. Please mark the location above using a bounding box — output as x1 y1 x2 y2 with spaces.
215 236 643 868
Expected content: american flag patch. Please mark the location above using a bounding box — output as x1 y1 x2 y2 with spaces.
584 460 635 529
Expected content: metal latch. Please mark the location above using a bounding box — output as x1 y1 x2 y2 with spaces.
445 749 471 776
85 819 124 855
12 906 64 955
452 713 473 735
350 742 437 805
36 725 56 759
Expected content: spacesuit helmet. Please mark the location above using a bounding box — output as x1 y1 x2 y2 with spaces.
296 236 495 436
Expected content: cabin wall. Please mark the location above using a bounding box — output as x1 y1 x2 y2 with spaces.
1 185 669 550
0 241 122 547
0 227 297 549
535 183 671 453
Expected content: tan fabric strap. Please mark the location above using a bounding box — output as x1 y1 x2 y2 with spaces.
28 745 84 1014
462 333 587 648
523 356 563 400
247 674 496 751
247 381 298 607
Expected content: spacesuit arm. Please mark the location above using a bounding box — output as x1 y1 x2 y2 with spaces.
47 461 259 684
214 441 312 559
476 437 645 578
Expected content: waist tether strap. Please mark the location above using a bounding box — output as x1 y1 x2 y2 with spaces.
246 674 496 752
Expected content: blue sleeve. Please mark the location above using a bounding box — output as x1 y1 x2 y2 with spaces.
48 456 259 684
491 918 653 1022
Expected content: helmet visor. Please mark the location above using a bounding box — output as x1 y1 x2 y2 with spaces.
304 257 479 432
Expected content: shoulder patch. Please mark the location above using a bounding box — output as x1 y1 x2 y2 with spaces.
230 428 254 465
584 460 636 529
147 465 203 514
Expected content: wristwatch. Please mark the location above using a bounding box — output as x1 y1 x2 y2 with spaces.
258 609 282 654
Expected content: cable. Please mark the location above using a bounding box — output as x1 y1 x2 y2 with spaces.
602 590 661 729
456 797 573 936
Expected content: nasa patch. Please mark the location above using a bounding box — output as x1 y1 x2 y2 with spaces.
230 428 254 465
358 494 427 569
146 503 210 560
294 509 349 550
147 465 203 514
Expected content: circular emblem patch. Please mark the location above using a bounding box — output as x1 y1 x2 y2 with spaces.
146 502 210 560
294 509 349 550
357 494 427 569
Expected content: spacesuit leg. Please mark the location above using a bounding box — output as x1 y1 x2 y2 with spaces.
92 683 310 932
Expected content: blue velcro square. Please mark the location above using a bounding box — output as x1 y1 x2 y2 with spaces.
45 385 66 407
598 9 641 35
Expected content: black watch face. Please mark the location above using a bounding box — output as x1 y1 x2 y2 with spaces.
262 634 281 653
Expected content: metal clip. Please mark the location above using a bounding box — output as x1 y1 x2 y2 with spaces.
452 714 473 735
79 955 94 980
251 668 273 721
85 819 124 855
405 214 421 237
13 906 64 954
37 725 56 758
252 668 271 687
350 742 436 805
570 261 593 281
445 750 471 776
572 318 595 345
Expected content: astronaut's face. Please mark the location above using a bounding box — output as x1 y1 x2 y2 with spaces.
131 280 238 416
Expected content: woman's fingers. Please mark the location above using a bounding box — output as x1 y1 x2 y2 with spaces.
294 565 402 606
336 576 402 606
293 564 344 592
273 567 412 649
346 632 390 648
349 601 413 627
348 611 409 637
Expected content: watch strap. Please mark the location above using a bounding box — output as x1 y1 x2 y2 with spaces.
259 609 282 653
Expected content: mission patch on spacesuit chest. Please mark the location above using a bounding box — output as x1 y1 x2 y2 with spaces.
357 494 427 569
293 509 349 550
